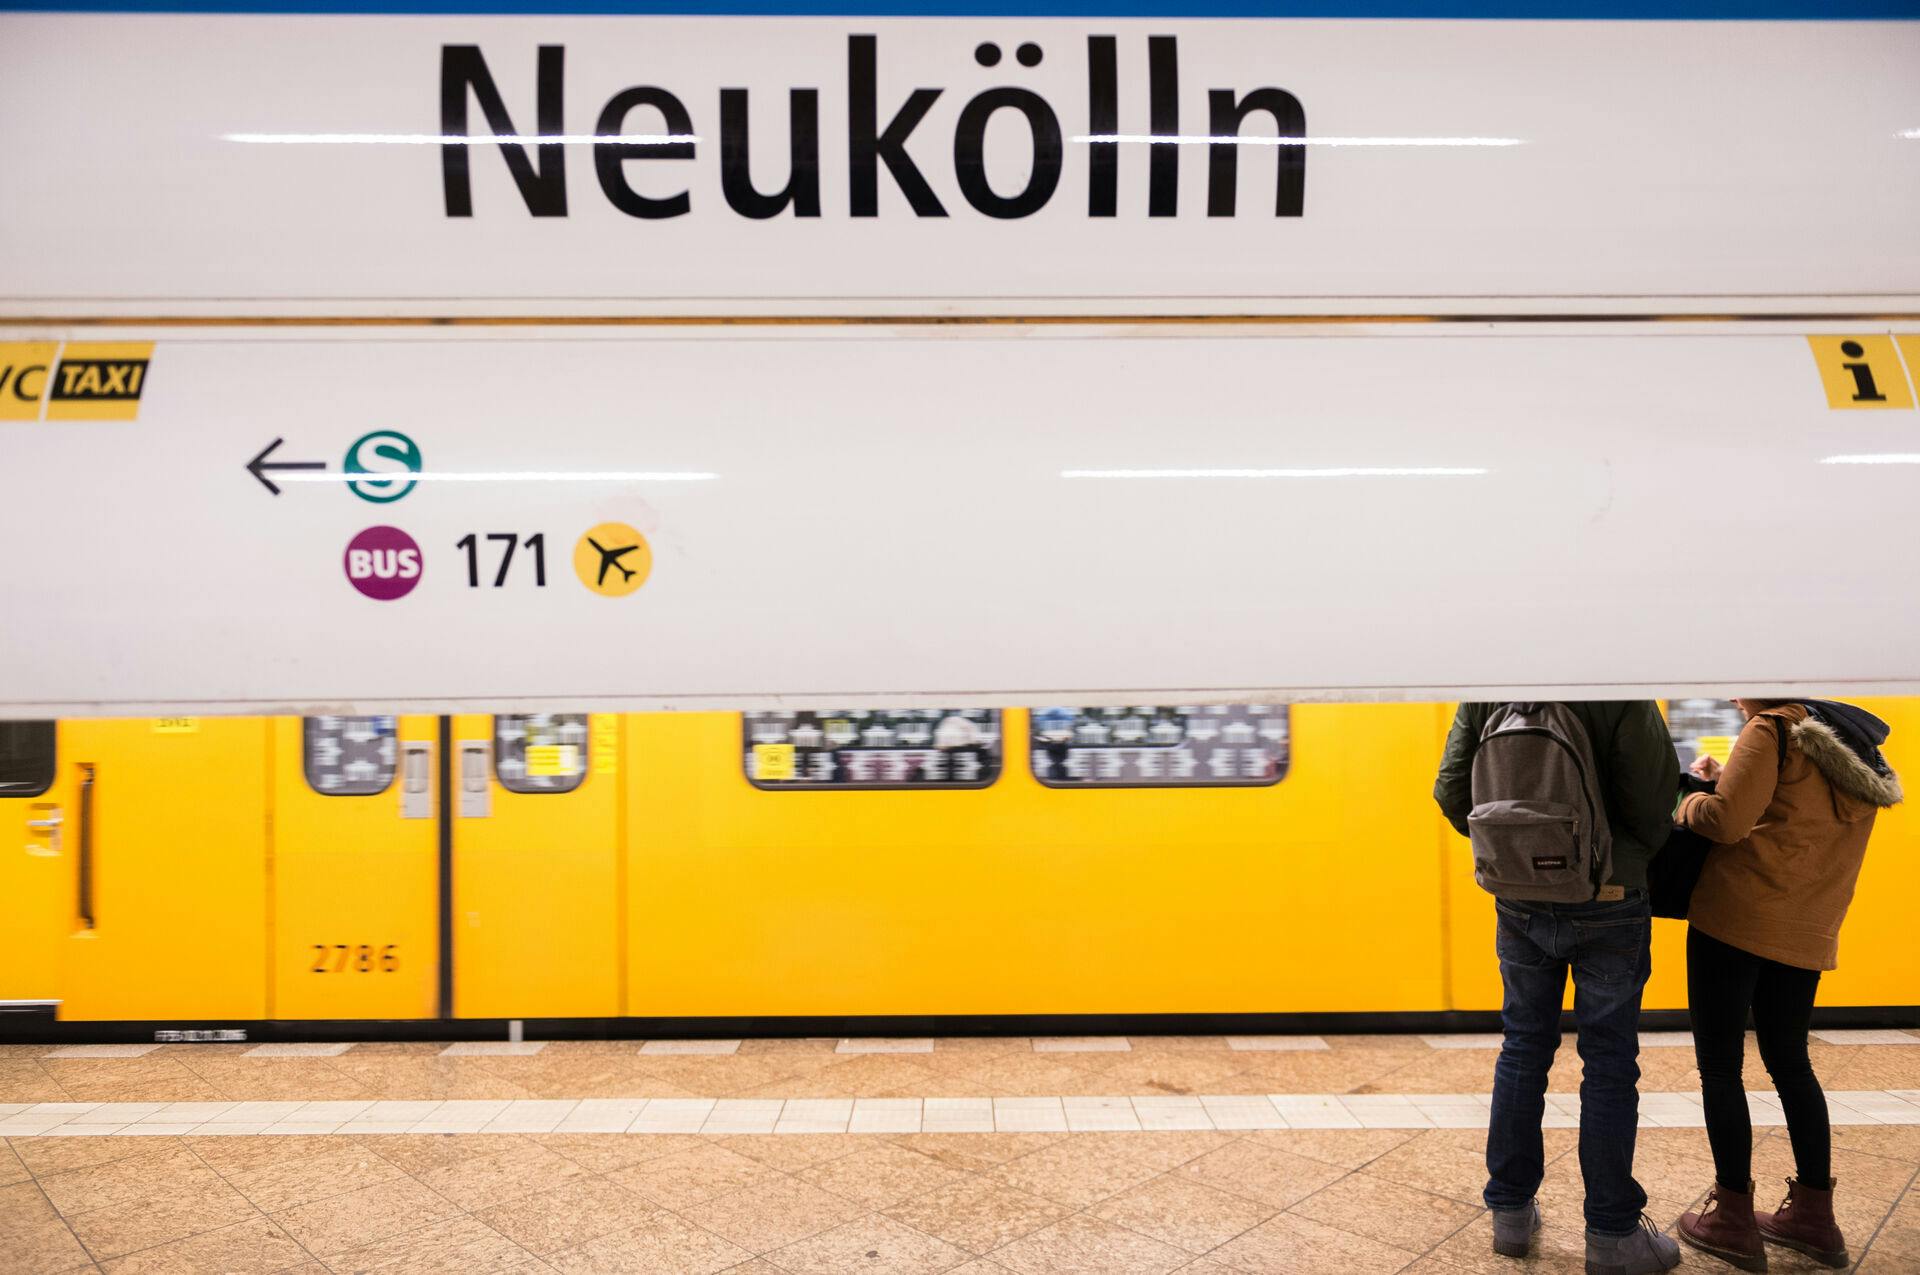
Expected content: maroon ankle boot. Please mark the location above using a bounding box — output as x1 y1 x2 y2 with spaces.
1757 1177 1848 1269
1677 1180 1767 1272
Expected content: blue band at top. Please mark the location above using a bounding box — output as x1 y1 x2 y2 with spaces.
7 0 1919 16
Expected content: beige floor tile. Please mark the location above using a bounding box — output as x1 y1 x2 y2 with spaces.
1829 1124 1920 1164
1291 1172 1482 1251
472 1173 659 1256
214 1140 407 1213
1176 1139 1347 1210
357 1132 526 1176
321 1214 537 1273
766 1214 973 1274
0 1061 73 1105
736 1038 841 1055
530 1131 700 1174
39 1059 224 1105
945 1263 1012 1275
37 1145 217 1216
546 1208 753 1274
607 1142 779 1210
1244 1127 1421 1170
1075 1055 1249 1095
65 1179 258 1260
10 1133 152 1179
986 1138 1162 1210
887 1133 1065 1175
1092 1171 1277 1254
268 1173 459 1257
1074 1130 1236 1173
0 1179 94 1275
990 1213 1190 1275
713 1132 861 1174
882 1176 1074 1256
97 1216 307 1274
1209 1210 1420 1273
181 1133 338 1177
681 1173 867 1254
1227 1051 1420 1095
1354 1129 1507 1207
1 1138 31 1187
412 1138 585 1212
797 1142 973 1210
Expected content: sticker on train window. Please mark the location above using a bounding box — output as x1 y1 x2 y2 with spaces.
1030 705 1290 788
0 720 55 798
495 714 589 793
742 709 1002 790
302 716 397 796
1667 699 1747 770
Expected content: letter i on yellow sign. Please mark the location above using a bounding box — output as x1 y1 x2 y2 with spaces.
1806 336 1916 409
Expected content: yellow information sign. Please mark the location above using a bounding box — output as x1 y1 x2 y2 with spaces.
151 717 200 734
525 744 580 777
1806 336 1915 410
754 743 797 782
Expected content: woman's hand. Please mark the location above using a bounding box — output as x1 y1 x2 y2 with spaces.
1691 754 1723 782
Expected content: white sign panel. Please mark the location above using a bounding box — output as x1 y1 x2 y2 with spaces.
2 322 1917 715
2 14 1917 316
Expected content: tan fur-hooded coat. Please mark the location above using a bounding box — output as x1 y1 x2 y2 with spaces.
1680 704 1903 971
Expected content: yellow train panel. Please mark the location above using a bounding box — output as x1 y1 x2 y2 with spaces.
628 704 1448 1018
0 722 74 1005
452 712 622 1019
57 718 268 1021
270 715 440 1020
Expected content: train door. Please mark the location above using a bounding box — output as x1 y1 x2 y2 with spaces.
56 718 270 1021
1 721 66 1007
451 712 621 1019
271 715 440 1019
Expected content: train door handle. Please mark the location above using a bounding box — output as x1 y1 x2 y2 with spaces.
399 741 433 819
457 741 491 818
77 763 95 929
25 808 62 856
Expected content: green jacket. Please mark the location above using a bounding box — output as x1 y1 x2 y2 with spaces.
1433 701 1678 890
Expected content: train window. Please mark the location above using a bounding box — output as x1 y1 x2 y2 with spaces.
302 716 398 796
494 714 589 793
1030 705 1291 788
743 709 1003 790
0 720 56 798
1668 698 1747 771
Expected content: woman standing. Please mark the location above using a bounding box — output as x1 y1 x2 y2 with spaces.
1674 700 1902 1271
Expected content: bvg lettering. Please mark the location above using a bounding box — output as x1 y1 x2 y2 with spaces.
0 360 48 404
348 547 422 581
441 36 1306 223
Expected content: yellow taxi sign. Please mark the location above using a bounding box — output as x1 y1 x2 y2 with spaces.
1807 336 1915 410
0 343 58 422
0 341 155 421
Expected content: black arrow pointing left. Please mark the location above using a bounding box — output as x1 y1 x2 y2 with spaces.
246 437 327 496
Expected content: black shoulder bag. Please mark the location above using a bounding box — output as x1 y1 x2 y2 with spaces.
1648 716 1791 920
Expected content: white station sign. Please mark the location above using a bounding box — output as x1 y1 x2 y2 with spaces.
1 14 1917 316
2 323 1918 716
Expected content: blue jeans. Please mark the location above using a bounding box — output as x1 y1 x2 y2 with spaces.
1484 891 1652 1236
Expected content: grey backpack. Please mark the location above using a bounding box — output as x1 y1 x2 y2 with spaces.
1467 702 1613 901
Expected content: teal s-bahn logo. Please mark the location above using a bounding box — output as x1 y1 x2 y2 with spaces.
344 430 423 504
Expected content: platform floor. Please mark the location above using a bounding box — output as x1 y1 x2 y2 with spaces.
2 1033 1917 1273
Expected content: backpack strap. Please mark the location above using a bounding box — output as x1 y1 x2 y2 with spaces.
1763 709 1793 771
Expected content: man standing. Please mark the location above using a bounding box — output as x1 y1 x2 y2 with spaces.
1435 701 1681 1275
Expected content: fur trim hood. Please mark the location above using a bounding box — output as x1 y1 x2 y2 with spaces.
1793 717 1904 810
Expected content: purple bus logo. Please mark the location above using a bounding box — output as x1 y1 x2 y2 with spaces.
344 526 422 601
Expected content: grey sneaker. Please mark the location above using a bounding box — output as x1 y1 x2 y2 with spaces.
1492 1200 1542 1257
1587 1215 1682 1275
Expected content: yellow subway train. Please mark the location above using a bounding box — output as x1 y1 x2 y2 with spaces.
2 701 1914 1037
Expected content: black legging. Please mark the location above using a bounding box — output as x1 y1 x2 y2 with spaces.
1688 926 1830 1190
